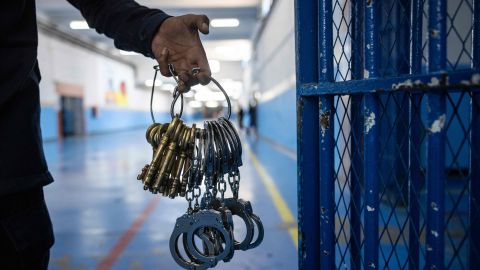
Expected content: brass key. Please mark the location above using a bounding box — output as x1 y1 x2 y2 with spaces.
143 116 181 188
168 125 192 197
153 122 185 193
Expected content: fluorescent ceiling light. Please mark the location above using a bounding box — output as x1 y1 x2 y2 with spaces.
194 89 226 102
119 50 139 56
183 90 195 98
145 79 162 87
205 101 219 108
220 80 243 99
261 0 273 17
215 45 251 62
210 18 240 28
162 83 176 92
69 20 89 30
208 59 221 73
189 100 203 108
203 39 251 61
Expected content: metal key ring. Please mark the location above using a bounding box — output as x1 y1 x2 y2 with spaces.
170 89 184 119
203 121 215 178
209 77 232 120
219 117 243 168
211 121 230 174
210 121 225 175
217 120 237 173
164 65 232 120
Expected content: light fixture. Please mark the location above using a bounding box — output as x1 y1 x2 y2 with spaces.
205 101 219 108
210 18 240 28
119 50 139 56
194 89 226 101
69 20 89 30
183 90 195 98
162 83 175 92
220 79 243 99
188 100 203 108
215 45 251 62
261 0 273 17
208 59 221 73
145 79 162 87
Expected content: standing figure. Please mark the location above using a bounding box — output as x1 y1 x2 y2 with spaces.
248 100 257 137
238 106 244 129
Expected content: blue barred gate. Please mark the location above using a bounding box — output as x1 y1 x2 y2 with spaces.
295 0 480 269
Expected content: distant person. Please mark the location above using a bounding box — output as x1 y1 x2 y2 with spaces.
0 1 211 268
238 106 244 129
248 100 257 136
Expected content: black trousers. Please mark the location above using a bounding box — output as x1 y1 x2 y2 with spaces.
0 188 54 269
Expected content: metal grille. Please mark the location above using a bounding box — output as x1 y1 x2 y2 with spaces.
295 0 480 269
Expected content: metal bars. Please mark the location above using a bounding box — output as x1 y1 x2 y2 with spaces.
295 0 479 269
295 0 319 269
471 93 480 270
350 1 364 269
364 0 381 269
318 0 335 269
425 0 447 269
471 1 480 267
408 1 424 269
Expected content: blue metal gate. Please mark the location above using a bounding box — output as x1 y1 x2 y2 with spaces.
295 0 480 269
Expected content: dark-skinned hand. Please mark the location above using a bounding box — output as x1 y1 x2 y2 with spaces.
151 14 211 93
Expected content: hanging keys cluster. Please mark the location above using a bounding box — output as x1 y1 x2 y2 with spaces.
136 65 264 269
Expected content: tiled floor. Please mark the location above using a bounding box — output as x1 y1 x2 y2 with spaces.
43 129 298 270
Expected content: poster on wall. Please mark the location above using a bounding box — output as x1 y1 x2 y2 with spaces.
105 79 128 106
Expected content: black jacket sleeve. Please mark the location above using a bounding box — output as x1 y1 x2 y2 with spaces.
66 0 170 58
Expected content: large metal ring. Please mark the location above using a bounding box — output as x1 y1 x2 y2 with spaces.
209 77 232 120
170 90 184 119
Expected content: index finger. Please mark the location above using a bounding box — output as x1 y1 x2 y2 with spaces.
195 56 211 85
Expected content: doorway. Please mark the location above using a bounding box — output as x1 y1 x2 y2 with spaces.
60 96 85 137
55 82 85 138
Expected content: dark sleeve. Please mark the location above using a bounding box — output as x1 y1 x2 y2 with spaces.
66 0 170 58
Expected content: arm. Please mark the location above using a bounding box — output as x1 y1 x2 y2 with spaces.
67 0 211 90
67 0 169 58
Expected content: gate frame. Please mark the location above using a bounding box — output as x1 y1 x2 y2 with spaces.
294 0 480 269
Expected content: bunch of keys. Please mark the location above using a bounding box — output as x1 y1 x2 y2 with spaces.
136 65 264 269
137 115 197 197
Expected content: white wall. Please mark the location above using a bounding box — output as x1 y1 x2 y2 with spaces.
37 30 171 112
247 0 297 150
250 0 296 100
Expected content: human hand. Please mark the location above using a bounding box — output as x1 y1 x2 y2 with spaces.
151 14 211 92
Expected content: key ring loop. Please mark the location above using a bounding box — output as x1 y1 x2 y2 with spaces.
170 64 232 120
170 89 184 119
209 77 232 120
151 64 232 121
150 65 161 123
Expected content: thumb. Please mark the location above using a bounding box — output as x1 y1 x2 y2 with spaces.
189 14 210 34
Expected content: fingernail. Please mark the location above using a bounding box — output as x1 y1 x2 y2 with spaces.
161 48 167 55
202 23 209 31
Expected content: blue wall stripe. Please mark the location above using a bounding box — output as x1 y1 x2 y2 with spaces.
257 88 296 151
40 106 58 141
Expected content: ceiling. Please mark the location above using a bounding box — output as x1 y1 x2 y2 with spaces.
38 0 260 9
37 0 260 44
